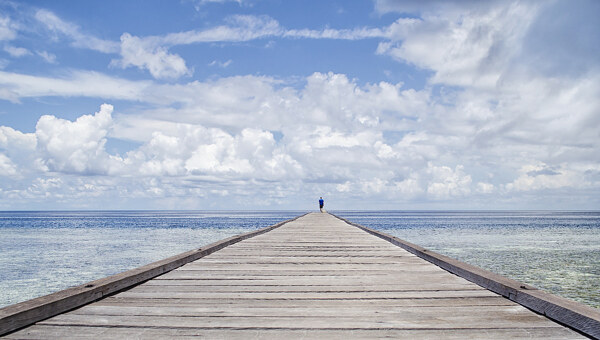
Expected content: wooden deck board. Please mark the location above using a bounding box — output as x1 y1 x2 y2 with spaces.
4 325 583 340
4 213 588 339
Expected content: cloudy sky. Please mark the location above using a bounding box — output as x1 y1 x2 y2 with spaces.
0 0 598 210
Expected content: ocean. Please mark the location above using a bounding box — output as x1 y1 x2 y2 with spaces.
0 210 598 309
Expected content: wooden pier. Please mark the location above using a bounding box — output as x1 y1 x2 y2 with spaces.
2 213 599 339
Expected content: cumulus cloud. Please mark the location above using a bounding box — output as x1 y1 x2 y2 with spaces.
395 176 423 198
0 71 428 206
35 104 121 175
1 62 596 208
0 153 18 177
426 164 472 199
0 125 36 151
123 124 302 182
0 125 37 177
26 177 63 197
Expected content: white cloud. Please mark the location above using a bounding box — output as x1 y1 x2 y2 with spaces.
1 67 593 206
111 33 190 79
395 176 423 198
34 9 119 53
108 14 282 80
505 164 583 192
284 26 385 40
376 2 539 88
123 124 301 181
3 45 31 57
426 164 472 199
107 15 386 79
0 126 36 151
0 70 150 103
26 177 62 197
0 125 37 178
0 46 598 210
35 104 121 175
161 15 281 45
310 126 376 149
0 153 18 177
476 182 494 194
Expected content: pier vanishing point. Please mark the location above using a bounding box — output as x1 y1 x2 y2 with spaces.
1 213 599 339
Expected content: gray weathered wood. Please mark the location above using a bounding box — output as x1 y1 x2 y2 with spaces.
3 324 582 340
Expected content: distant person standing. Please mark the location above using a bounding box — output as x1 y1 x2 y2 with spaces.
319 197 324 212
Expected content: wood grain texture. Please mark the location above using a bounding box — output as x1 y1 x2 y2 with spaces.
3 213 592 339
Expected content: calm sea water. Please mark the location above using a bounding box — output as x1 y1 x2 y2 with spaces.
0 210 598 309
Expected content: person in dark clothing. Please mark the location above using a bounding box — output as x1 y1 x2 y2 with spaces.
319 197 324 212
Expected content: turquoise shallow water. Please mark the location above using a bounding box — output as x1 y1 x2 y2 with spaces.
334 211 600 309
0 210 598 309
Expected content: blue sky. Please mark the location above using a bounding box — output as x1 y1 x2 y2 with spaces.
0 0 599 210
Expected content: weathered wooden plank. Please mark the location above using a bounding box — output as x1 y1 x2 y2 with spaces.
172 267 445 273
179 263 433 270
5 324 583 340
93 296 517 307
37 313 561 329
69 304 542 318
195 256 417 263
138 282 479 290
155 270 460 277
111 290 505 299
124 287 487 295
151 275 470 285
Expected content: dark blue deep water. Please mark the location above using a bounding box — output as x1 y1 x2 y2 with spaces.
0 210 598 309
